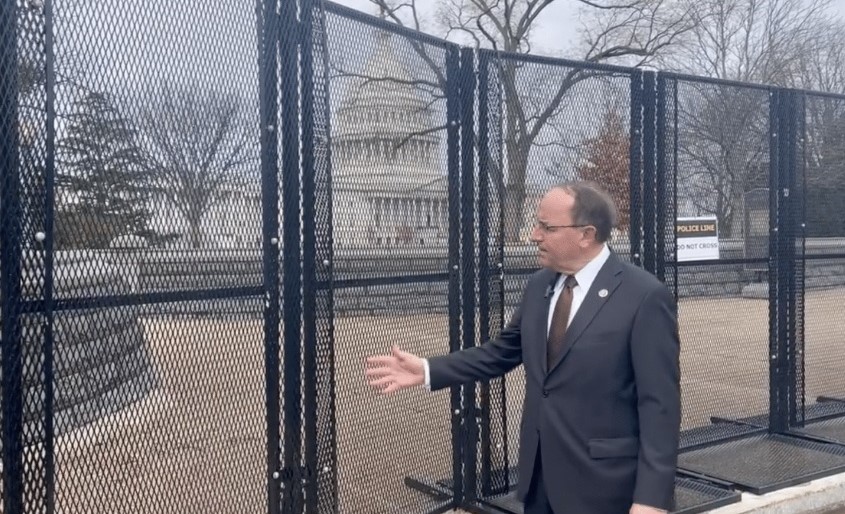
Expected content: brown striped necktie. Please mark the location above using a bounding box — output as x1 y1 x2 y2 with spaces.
547 275 577 367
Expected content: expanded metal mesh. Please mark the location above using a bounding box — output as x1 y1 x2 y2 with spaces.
5 0 268 512
678 434 845 494
662 78 774 449
321 5 456 512
16 2 49 511
803 258 845 403
800 92 845 420
51 302 265 513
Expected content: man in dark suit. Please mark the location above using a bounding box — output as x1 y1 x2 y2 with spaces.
365 181 681 514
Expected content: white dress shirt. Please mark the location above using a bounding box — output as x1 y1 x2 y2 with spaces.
546 244 610 335
422 244 611 387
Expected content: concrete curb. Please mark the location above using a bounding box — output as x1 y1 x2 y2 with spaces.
706 472 845 514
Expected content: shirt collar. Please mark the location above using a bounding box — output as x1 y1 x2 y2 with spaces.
555 243 611 293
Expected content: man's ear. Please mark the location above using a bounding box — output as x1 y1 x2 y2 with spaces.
581 226 597 244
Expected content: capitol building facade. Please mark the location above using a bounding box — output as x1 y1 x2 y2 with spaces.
330 30 450 249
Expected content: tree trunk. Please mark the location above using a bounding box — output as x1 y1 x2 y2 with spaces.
727 187 743 238
504 143 529 243
499 59 533 244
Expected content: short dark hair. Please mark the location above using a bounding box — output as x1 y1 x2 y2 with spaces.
556 181 618 243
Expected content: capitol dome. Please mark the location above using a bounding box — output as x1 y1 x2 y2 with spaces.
332 28 448 248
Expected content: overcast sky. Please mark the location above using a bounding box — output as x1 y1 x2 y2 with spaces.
331 0 845 62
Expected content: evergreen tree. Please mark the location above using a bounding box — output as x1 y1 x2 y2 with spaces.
577 109 631 232
57 91 151 248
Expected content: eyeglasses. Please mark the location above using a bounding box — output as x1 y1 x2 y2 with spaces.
533 220 590 233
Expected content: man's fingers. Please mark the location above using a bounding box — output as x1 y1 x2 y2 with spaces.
368 375 394 387
391 345 411 361
364 366 392 379
368 375 405 394
365 350 417 395
366 355 396 368
365 368 393 379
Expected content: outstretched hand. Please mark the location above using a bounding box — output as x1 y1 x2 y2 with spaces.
365 345 426 394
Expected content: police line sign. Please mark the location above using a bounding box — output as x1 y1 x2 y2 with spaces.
676 217 719 261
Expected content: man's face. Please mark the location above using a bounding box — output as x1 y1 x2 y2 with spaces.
530 189 591 274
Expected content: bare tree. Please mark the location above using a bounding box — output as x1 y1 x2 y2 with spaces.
802 93 845 236
138 81 258 249
794 20 845 236
795 19 845 94
658 0 832 236
795 18 845 172
662 0 830 85
359 0 695 241
675 85 769 235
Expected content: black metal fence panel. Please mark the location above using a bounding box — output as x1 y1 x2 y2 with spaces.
316 4 460 513
5 0 271 512
660 77 775 448
794 91 845 440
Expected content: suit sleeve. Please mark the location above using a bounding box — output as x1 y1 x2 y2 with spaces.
630 283 681 510
427 304 523 391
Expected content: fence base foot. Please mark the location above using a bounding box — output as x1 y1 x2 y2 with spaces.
403 475 458 513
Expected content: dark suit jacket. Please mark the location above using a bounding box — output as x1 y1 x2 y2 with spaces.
428 252 681 514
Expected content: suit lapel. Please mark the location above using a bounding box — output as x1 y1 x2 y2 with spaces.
547 253 624 376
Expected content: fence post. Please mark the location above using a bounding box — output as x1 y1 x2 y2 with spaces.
769 87 800 434
476 49 509 499
299 0 338 510
477 48 492 500
257 0 283 512
776 89 805 430
42 0 58 511
641 69 657 274
279 0 304 510
768 88 783 433
655 74 667 283
789 92 806 429
670 79 679 300
0 0 25 512
629 71 643 267
458 46 478 507
445 44 464 510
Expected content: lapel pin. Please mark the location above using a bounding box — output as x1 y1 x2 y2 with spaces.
598 289 608 298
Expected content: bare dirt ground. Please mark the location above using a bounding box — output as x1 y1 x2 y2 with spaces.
23 288 845 513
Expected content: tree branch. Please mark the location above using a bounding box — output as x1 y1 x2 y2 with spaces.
392 123 451 150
